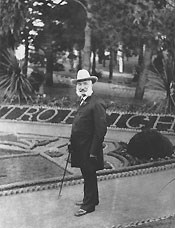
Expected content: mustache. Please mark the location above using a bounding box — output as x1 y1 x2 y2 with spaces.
79 89 87 92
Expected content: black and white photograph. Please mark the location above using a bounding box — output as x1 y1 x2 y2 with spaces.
0 0 175 227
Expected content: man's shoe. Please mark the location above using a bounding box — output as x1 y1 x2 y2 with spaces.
75 200 99 206
74 208 95 217
95 201 99 206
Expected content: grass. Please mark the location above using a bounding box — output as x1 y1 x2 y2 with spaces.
0 154 69 186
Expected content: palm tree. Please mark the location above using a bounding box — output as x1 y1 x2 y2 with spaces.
147 49 175 114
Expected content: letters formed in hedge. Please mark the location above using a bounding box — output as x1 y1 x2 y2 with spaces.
0 105 174 133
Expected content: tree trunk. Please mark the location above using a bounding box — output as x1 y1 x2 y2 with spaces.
77 50 82 71
92 49 96 74
82 1 91 71
45 50 53 86
108 48 114 83
133 43 144 82
0 30 15 51
98 47 104 64
138 41 144 66
43 17 54 86
135 44 152 100
68 49 75 72
103 58 106 67
7 30 15 49
23 30 29 76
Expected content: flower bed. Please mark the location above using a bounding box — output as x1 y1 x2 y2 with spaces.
0 105 174 134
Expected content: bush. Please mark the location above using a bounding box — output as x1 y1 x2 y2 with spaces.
53 63 65 72
28 68 45 92
0 49 33 103
126 129 173 160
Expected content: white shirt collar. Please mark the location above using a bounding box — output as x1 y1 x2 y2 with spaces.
80 92 93 105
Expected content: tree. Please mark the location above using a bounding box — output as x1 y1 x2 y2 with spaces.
131 0 161 99
91 0 138 81
133 0 175 110
81 0 92 71
148 3 175 113
90 0 173 101
64 0 92 71
0 0 89 89
0 0 26 50
32 0 86 85
0 48 33 103
129 0 175 100
0 1 34 103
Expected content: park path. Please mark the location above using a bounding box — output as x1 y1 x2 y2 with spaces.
51 69 166 104
93 81 166 102
0 167 175 228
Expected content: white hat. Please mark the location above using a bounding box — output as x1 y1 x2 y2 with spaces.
72 69 98 84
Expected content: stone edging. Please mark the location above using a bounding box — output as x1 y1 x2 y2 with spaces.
116 214 175 228
1 159 175 197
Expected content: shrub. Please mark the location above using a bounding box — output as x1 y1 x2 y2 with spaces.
0 49 33 103
126 129 173 160
53 63 65 72
28 68 45 92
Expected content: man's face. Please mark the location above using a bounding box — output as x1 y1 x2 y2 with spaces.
76 80 93 97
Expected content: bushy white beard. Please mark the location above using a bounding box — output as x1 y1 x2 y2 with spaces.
76 81 93 98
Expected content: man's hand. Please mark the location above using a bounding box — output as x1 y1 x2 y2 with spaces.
88 154 98 171
67 143 73 153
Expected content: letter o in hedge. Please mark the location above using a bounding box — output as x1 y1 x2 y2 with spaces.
37 109 58 122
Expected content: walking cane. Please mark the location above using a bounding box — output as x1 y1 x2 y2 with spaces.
58 148 71 198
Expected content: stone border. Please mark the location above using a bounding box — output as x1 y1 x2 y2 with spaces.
1 158 175 196
116 214 175 228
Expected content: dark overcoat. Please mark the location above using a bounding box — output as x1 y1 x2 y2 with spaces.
70 94 107 171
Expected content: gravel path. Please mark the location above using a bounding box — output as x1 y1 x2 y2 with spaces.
0 167 175 228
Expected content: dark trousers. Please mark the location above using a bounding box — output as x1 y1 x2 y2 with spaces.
80 165 99 211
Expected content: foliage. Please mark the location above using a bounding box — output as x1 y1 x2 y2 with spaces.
32 0 85 55
0 0 175 107
91 0 133 50
0 49 33 103
29 0 87 85
0 0 26 33
53 63 65 71
28 68 45 93
90 0 167 84
130 0 175 101
0 0 27 49
150 51 175 113
147 5 175 113
90 0 165 51
126 129 174 160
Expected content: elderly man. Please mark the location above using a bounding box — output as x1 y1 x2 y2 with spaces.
69 69 107 216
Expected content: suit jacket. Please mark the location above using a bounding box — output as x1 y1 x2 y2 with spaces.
70 94 107 171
